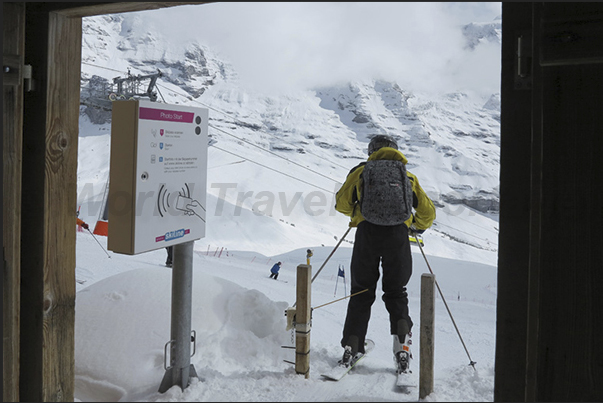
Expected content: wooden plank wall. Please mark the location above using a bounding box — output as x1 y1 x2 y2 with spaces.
3 3 25 402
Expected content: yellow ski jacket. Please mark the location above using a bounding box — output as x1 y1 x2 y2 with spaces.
335 147 436 230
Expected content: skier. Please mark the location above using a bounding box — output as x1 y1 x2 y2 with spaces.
165 246 173 268
306 249 313 265
269 261 282 280
334 134 435 376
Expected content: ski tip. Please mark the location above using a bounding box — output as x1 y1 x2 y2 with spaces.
396 384 415 394
321 373 342 382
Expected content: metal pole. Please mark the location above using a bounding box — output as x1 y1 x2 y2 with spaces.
159 241 198 393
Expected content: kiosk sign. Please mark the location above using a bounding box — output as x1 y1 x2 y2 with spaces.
108 100 208 255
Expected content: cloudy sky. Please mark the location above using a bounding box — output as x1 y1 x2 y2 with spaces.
140 2 502 96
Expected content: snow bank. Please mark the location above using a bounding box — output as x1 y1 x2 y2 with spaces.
75 267 289 401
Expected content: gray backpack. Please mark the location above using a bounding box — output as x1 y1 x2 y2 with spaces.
360 159 413 226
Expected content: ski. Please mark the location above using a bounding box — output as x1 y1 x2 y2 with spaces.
321 339 375 381
393 333 416 392
396 371 417 392
395 359 417 393
267 276 288 283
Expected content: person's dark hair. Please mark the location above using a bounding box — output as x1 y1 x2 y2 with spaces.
368 135 398 155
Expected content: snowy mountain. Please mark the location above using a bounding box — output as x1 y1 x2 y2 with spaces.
462 16 502 50
74 7 502 403
78 11 501 266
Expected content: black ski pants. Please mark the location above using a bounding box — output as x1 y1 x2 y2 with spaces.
341 221 413 353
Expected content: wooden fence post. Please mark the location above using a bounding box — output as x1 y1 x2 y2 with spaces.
295 264 312 378
420 273 435 399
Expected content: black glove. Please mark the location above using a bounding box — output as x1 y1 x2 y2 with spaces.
82 223 89 230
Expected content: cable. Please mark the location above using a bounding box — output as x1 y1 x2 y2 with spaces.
81 61 345 188
82 61 125 74
435 215 498 235
434 221 496 240
209 124 342 185
155 81 167 103
313 288 368 310
212 145 337 194
155 82 354 171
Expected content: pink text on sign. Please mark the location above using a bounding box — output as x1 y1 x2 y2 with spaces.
140 107 195 123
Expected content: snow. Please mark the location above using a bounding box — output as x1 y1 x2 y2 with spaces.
74 224 496 402
74 5 501 401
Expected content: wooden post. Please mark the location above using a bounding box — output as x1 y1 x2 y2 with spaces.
295 264 312 378
420 273 435 399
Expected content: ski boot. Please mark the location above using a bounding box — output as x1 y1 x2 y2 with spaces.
338 345 366 369
393 332 413 374
338 345 354 368
339 336 363 368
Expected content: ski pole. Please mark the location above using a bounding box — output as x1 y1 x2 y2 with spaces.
291 226 353 308
311 226 352 283
411 229 476 370
86 228 111 258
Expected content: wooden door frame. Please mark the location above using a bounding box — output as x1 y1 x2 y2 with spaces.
5 3 207 401
496 3 603 401
3 3 26 402
18 3 601 402
19 8 82 400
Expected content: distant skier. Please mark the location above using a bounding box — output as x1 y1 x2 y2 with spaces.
165 246 173 268
306 249 313 265
269 262 282 280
